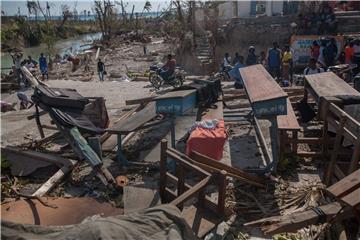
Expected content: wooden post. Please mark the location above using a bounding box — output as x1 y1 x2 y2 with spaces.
176 163 185 210
160 139 168 203
217 170 227 216
348 137 360 174
35 105 45 139
322 119 329 159
324 115 347 186
292 130 298 154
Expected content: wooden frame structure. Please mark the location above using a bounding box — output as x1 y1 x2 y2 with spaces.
159 139 228 237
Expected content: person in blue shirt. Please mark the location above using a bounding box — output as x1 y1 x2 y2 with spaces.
229 55 246 89
38 53 48 81
267 42 282 80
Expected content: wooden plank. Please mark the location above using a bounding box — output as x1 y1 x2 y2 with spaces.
106 102 156 134
171 176 211 207
155 90 197 100
181 205 221 238
244 202 352 235
327 169 360 199
341 187 360 209
125 96 155 105
277 98 301 130
324 115 347 186
188 151 265 188
304 72 360 104
240 64 287 103
32 159 77 196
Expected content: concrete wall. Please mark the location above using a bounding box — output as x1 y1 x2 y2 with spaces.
237 1 252 17
214 16 297 67
218 2 235 20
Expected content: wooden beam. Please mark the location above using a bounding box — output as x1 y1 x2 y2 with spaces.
327 169 360 199
125 96 155 105
32 159 77 197
189 151 265 188
171 176 212 207
324 115 347 186
244 202 352 235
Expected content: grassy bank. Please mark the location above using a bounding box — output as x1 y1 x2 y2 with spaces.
1 17 100 51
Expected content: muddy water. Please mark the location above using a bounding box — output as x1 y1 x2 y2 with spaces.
1 32 102 73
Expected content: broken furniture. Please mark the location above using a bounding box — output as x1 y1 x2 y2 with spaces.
154 89 197 148
240 64 289 173
21 67 114 187
159 139 228 238
104 102 160 166
320 98 360 186
244 168 360 236
303 72 360 106
277 98 301 157
154 89 197 116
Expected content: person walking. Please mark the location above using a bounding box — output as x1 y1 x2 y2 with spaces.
11 53 23 86
97 58 105 81
268 42 282 80
39 53 48 81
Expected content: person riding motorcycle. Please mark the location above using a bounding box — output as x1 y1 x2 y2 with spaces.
160 54 176 81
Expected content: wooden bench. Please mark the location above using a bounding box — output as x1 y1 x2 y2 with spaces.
277 98 301 156
240 65 288 173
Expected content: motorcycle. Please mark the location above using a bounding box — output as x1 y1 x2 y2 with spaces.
148 65 185 89
218 65 232 82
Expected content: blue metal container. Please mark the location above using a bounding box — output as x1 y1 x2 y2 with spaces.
155 90 197 115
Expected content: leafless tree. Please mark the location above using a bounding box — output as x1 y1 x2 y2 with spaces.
94 0 117 40
59 4 72 28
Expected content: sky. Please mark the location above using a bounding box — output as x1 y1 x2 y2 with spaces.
1 0 169 16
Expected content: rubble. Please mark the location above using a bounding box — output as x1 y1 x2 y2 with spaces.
2 5 360 240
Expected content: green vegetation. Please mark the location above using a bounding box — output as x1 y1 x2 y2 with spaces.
1 17 99 51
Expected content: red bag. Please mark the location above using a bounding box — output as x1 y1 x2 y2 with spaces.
186 119 227 161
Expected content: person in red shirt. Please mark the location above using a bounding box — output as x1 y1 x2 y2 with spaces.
345 42 354 64
310 41 320 60
160 54 176 80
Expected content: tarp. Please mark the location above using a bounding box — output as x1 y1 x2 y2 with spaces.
2 204 196 240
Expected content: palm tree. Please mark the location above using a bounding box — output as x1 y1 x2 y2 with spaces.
141 1 152 16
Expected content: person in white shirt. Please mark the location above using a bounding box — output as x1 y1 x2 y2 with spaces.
223 53 232 69
304 58 324 75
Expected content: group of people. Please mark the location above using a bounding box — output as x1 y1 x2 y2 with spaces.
10 52 49 87
298 4 337 35
222 36 360 89
222 42 295 88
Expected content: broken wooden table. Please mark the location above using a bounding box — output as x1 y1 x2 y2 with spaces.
240 64 288 173
105 102 170 166
303 72 360 106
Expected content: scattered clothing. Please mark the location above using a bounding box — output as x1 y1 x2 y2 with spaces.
188 119 219 134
